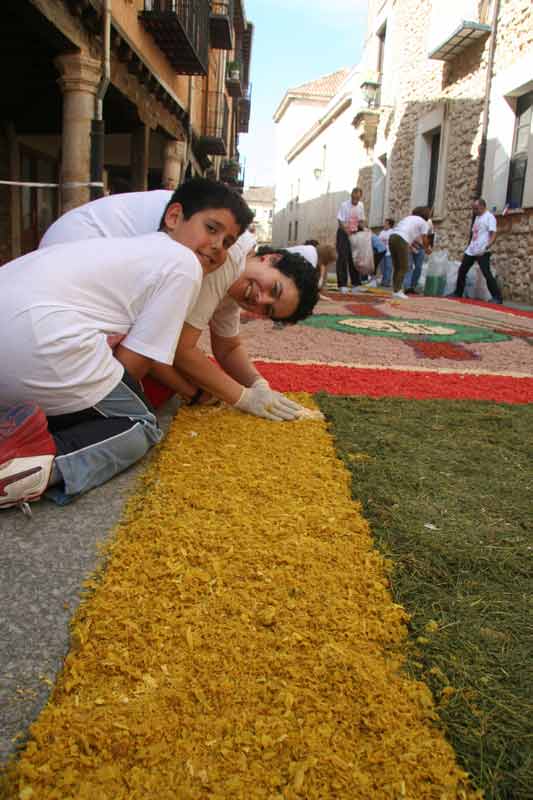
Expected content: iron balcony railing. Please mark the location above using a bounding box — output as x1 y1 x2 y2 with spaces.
140 0 209 75
210 0 234 50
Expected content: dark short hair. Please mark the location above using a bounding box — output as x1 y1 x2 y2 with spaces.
304 238 319 246
256 246 319 324
385 217 395 226
159 177 253 233
411 206 432 221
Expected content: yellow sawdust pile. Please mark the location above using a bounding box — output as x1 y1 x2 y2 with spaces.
10 397 480 799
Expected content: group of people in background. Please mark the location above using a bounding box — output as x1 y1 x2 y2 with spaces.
335 187 433 299
334 188 501 304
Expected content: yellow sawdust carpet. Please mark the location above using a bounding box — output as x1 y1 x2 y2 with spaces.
10 398 480 799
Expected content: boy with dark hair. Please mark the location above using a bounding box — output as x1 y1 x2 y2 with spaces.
0 182 248 513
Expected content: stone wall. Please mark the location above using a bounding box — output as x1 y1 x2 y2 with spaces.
360 0 533 302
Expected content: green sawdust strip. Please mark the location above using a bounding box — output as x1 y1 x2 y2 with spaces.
318 395 533 800
5 398 481 799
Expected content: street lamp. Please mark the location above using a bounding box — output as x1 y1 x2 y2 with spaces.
360 78 381 109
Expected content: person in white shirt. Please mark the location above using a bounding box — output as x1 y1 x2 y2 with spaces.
335 187 365 293
39 188 319 420
0 178 257 512
388 207 433 299
449 198 502 303
288 241 336 289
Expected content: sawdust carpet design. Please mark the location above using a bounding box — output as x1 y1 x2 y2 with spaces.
6 401 480 799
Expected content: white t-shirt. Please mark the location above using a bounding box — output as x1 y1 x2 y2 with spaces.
0 233 201 415
286 245 318 268
391 215 429 246
378 228 392 255
465 210 496 256
39 191 173 246
337 200 365 234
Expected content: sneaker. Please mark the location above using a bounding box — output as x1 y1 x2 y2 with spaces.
392 290 408 300
351 286 365 294
272 321 285 329
0 404 56 512
339 286 349 294
366 278 379 289
489 296 503 305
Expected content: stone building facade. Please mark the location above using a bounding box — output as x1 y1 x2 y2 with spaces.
271 0 532 302
0 0 253 262
358 0 533 302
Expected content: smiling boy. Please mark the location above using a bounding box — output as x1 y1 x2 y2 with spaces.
0 179 252 511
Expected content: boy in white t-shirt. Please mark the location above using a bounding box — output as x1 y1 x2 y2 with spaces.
0 179 259 513
449 198 502 303
38 189 320 420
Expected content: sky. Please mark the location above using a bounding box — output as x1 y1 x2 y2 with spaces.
238 0 368 188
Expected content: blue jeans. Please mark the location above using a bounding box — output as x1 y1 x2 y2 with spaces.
404 248 425 290
381 254 393 286
45 373 164 504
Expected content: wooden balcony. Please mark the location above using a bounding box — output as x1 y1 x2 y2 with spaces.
210 0 233 50
198 92 229 156
237 91 251 133
139 0 209 75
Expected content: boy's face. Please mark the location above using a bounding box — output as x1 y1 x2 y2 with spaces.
228 254 299 320
164 203 241 273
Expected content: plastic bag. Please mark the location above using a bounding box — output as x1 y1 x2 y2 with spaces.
464 264 493 301
444 261 461 295
424 250 448 296
349 231 374 275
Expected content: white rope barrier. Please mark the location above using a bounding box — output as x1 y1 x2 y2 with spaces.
0 180 104 188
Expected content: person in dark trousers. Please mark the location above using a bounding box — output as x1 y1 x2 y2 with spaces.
335 187 365 294
449 198 502 303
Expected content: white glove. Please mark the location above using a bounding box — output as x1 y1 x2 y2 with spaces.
234 381 303 421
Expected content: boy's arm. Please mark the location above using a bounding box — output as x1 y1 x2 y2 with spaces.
148 362 198 401
174 323 245 405
210 330 262 387
114 344 154 381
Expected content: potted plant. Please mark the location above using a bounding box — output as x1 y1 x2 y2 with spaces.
227 60 241 81
220 159 240 180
